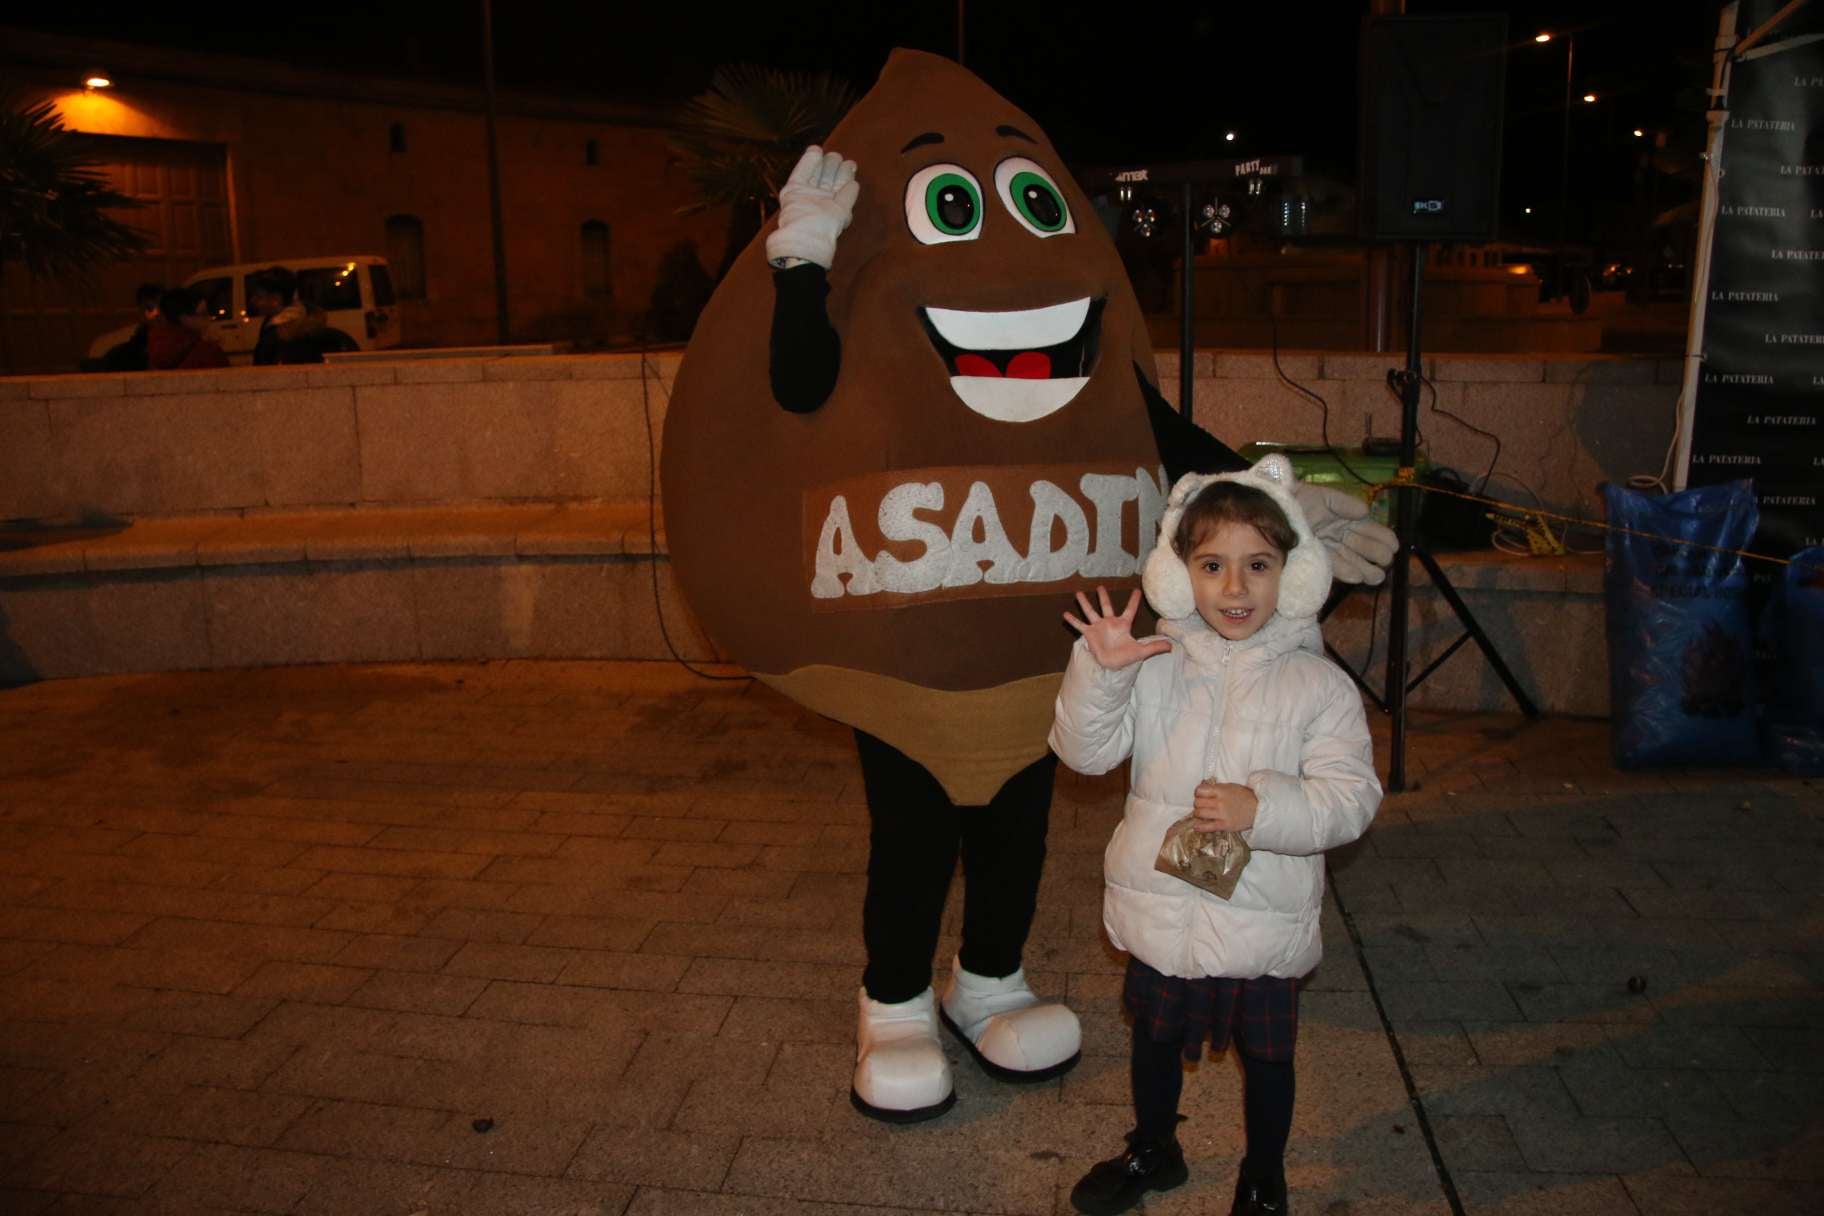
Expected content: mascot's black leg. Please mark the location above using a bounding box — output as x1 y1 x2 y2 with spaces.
957 752 1057 978
849 731 962 1122
939 752 1081 1084
853 730 961 1004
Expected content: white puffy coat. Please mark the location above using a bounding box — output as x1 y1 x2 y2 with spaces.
1049 608 1381 980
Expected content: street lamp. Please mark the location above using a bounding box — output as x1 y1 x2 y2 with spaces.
83 70 112 90
1532 32 1575 242
1223 130 1237 142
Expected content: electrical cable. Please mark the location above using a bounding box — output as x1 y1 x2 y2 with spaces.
638 349 752 682
1269 312 1380 487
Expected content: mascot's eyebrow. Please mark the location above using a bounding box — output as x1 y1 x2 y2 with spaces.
900 132 945 153
996 124 1038 143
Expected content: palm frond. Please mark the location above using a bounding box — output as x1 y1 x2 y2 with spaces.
0 91 150 278
669 65 858 215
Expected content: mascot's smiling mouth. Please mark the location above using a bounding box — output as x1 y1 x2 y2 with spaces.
919 296 1104 423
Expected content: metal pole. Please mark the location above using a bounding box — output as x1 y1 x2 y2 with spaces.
1557 35 1573 244
1384 242 1426 792
482 0 511 344
1180 179 1194 420
1363 0 1404 353
1674 3 1739 490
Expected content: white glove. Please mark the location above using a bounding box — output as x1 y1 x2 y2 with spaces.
766 145 860 270
1294 482 1399 586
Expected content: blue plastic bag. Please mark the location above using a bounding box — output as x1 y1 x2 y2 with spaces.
1603 481 1762 768
1767 547 1824 775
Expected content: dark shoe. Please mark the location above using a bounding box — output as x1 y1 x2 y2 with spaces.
1070 1134 1189 1215
1230 1171 1289 1216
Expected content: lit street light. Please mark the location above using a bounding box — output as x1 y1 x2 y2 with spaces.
1224 131 1237 142
1538 30 1577 243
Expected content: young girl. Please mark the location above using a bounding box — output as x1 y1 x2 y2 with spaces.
1050 455 1382 1216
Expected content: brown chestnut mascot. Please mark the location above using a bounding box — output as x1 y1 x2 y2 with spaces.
661 49 1394 1122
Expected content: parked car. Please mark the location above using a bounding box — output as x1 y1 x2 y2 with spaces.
87 255 399 367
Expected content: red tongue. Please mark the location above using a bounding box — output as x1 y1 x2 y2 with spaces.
953 352 1053 379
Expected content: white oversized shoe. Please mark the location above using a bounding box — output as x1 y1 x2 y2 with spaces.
939 956 1082 1082
851 987 955 1122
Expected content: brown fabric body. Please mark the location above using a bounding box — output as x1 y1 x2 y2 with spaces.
661 49 1166 792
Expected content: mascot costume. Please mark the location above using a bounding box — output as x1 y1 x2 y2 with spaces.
661 49 1394 1122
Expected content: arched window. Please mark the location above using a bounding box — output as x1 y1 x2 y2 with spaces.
581 220 611 298
584 139 599 166
388 122 407 154
385 214 426 299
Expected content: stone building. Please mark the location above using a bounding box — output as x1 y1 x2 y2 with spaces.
1 29 729 373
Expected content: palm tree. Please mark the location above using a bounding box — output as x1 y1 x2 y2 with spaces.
0 94 149 371
670 65 857 279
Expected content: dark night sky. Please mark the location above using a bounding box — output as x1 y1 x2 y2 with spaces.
29 1 1732 239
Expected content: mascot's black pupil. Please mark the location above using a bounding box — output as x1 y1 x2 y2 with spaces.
1023 185 1063 228
936 187 974 231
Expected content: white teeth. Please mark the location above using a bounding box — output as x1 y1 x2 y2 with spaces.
925 297 1090 350
948 377 1089 424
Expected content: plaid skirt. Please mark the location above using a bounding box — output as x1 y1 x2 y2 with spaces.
1122 956 1302 1063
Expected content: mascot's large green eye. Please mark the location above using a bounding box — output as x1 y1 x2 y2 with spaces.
994 157 1076 238
905 163 984 244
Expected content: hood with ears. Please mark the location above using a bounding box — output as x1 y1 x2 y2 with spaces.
1140 453 1332 623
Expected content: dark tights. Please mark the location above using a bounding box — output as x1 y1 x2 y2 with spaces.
854 731 1056 1003
1130 1021 1295 1185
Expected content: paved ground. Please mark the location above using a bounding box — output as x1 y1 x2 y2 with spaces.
0 660 1816 1216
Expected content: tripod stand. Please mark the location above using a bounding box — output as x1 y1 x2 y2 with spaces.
1379 243 1538 791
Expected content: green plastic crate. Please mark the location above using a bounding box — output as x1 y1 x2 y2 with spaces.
1237 443 1421 527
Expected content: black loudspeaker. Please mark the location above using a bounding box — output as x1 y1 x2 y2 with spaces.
1359 13 1508 241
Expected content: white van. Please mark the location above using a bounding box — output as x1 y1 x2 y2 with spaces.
87 255 401 366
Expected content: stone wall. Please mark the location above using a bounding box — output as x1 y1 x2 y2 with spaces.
2 354 681 524
4 348 1678 526
1 349 1651 711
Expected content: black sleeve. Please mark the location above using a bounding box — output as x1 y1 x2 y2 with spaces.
770 263 842 413
1136 362 1248 484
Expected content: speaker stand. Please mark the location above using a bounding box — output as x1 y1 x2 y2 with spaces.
1380 243 1539 791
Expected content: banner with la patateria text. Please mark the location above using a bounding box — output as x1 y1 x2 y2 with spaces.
1686 0 1824 558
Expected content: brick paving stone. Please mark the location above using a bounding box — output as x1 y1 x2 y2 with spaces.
1462 1021 1620 1068
1432 1115 1528 1171
465 979 730 1034
134 1037 300 1092
1622 1166 1819 1215
292 1158 635 1216
330 932 461 972
523 913 654 951
1558 1061 1737 1122
147 1143 328 1213
343 970 486 1016
1454 1170 1645 1216
556 949 691 991
442 941 575 982
566 1125 740 1190
276 1099 589 1174
121 992 280 1039
290 845 489 881
88 1084 315 1148
4 1129 195 1198
3 665 1816 1215
1668 1120 1823 1181
417 906 545 944
1602 1024 1770 1071
230 962 372 1004
1506 982 1660 1024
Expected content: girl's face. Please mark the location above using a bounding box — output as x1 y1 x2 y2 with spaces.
1185 520 1284 641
